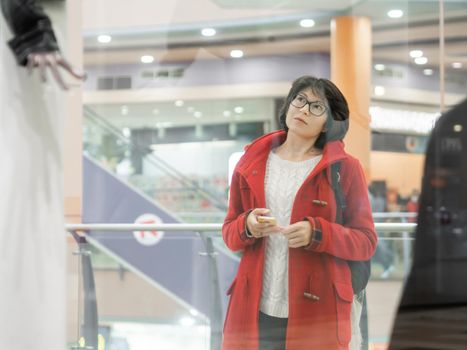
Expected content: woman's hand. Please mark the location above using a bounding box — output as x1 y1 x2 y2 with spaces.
281 221 313 248
246 208 282 238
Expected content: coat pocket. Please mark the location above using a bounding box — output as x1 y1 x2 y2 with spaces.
223 276 249 335
333 282 353 345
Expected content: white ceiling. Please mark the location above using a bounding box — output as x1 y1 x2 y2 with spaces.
82 0 467 131
82 0 467 70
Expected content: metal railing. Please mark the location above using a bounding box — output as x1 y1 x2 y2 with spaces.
67 222 416 234
67 222 416 350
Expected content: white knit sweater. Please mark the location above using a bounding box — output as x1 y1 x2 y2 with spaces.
260 150 322 318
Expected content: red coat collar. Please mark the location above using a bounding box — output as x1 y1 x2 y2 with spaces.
237 130 348 176
235 131 349 207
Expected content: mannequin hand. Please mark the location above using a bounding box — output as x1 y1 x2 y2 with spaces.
246 208 282 238
27 52 86 90
281 221 312 248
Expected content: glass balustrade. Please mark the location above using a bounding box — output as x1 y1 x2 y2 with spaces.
66 223 415 349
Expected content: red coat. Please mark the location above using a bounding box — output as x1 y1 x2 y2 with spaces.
222 131 377 350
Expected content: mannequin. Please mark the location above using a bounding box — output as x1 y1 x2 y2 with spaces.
1 1 83 349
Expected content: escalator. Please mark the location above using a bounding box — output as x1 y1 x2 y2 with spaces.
80 106 241 349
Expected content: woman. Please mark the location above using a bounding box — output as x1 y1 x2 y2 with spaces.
222 75 377 350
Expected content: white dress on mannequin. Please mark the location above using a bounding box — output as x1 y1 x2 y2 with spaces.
0 15 65 350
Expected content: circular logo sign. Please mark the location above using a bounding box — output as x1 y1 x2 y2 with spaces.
133 214 165 246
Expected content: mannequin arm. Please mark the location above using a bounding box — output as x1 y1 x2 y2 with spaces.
1 0 85 89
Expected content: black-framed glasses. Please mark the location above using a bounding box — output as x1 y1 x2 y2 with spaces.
291 94 327 116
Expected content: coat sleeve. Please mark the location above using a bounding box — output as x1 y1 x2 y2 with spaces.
222 170 257 252
1 0 59 66
306 158 377 261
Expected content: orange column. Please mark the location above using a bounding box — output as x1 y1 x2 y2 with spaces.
331 16 372 181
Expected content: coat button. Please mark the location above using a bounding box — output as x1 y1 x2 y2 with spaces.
252 170 258 176
304 292 320 301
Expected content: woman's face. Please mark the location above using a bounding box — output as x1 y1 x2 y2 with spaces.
285 88 328 139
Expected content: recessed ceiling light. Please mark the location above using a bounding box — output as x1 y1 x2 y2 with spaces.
121 105 129 115
174 100 184 107
201 28 216 37
189 308 199 317
179 317 195 327
300 19 315 28
453 124 463 132
97 35 112 44
234 106 244 114
414 57 428 65
452 62 463 69
194 111 203 118
230 49 244 58
122 127 131 137
387 9 404 18
374 86 386 96
409 50 424 58
141 55 154 64
374 64 385 71
423 69 434 76
223 110 231 117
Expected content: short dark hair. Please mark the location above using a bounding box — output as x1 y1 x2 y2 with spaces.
279 75 349 149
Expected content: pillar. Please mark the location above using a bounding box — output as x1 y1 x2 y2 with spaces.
331 16 372 180
64 0 83 223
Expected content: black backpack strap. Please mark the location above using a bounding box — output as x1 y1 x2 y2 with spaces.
330 161 371 295
330 162 346 224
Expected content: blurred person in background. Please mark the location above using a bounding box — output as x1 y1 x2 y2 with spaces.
405 189 420 223
369 186 395 279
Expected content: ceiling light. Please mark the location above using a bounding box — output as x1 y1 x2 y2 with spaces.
189 308 199 317
97 35 112 44
300 19 315 28
453 124 463 132
155 122 173 128
194 111 203 118
223 110 231 117
141 55 154 64
122 127 131 137
174 100 184 107
187 106 195 113
230 49 244 58
387 9 404 18
201 28 216 37
179 317 195 327
374 64 385 71
414 57 428 65
234 106 244 114
121 105 129 115
423 69 434 76
409 50 423 58
452 62 463 69
374 86 386 96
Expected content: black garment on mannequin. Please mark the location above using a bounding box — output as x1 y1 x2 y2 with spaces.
1 0 59 65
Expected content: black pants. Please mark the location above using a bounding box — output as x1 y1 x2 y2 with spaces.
258 311 288 350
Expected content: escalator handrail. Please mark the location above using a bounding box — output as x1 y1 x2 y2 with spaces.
84 106 228 211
